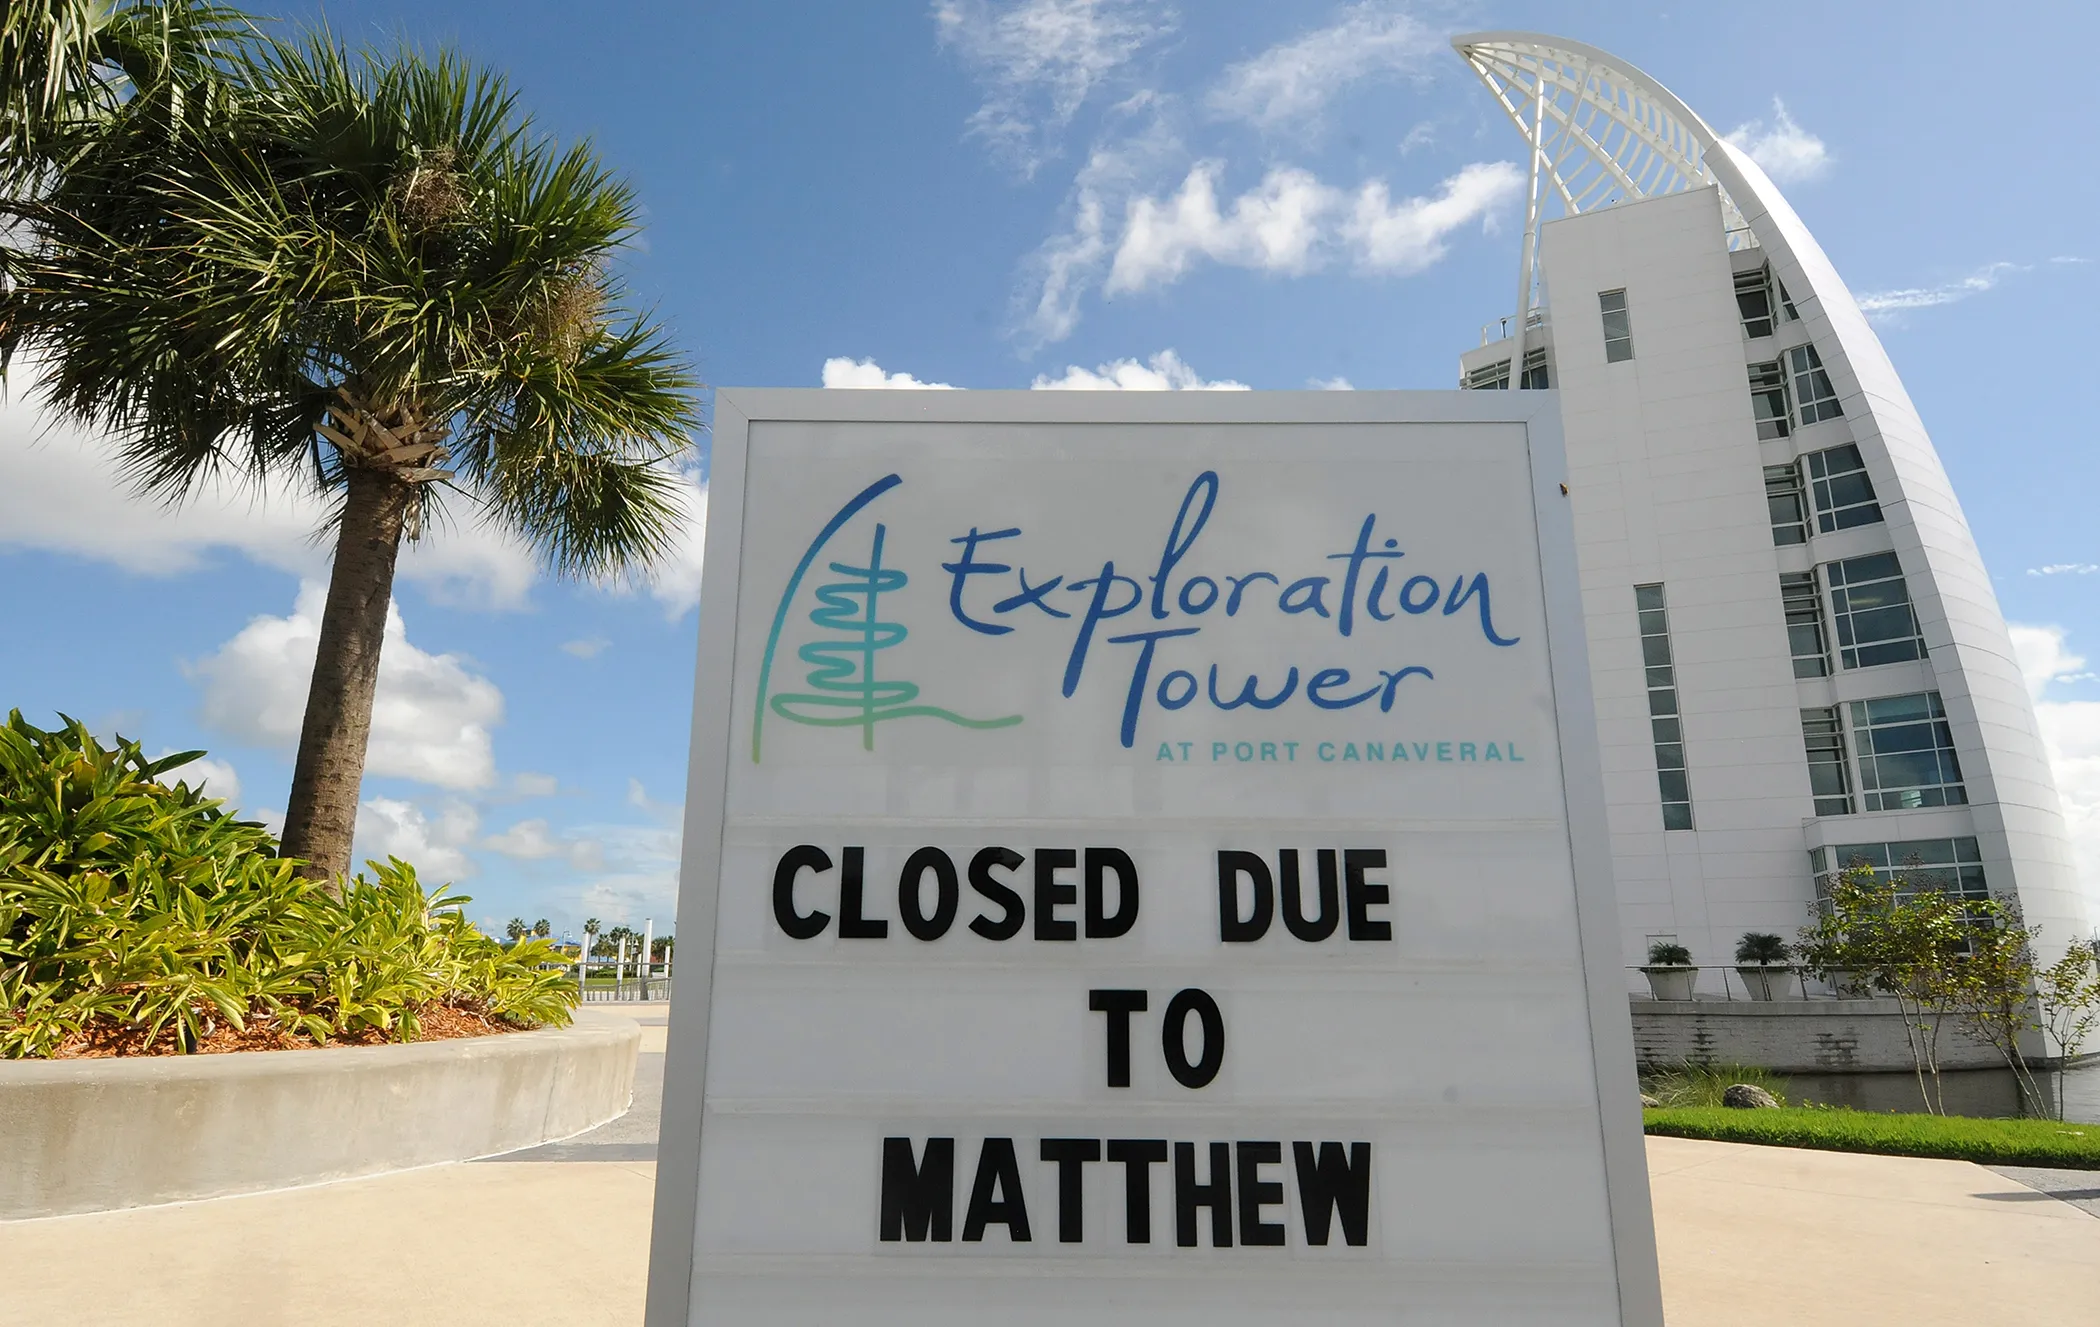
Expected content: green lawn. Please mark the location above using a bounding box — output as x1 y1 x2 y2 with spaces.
1645 1106 2100 1169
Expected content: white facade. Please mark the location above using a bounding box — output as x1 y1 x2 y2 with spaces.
1453 33 2093 989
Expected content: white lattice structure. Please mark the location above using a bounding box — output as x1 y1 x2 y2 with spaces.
1450 32 2095 989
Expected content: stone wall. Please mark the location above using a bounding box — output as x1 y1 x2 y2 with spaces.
1630 997 2002 1073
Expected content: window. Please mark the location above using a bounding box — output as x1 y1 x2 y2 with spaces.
1636 584 1693 830
1749 361 1791 440
1849 692 1966 810
1827 552 1925 668
1806 443 1881 532
1777 278 1800 321
1800 707 1853 815
1464 348 1549 391
1599 289 1634 362
1788 343 1843 424
1781 572 1829 676
1812 837 1986 904
1735 266 1776 338
1765 464 1807 545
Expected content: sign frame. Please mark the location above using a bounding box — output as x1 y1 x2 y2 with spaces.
645 387 1663 1327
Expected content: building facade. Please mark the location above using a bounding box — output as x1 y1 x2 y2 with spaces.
1451 33 2093 990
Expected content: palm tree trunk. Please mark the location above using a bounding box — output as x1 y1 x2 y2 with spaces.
279 464 414 883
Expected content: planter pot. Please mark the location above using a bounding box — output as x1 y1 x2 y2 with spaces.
1736 964 1797 1001
1642 965 1698 1001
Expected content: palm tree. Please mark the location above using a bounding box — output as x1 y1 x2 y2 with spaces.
504 917 527 943
532 918 550 940
1 27 698 882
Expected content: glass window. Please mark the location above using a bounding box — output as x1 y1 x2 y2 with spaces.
1599 289 1634 363
1849 692 1966 810
1749 361 1791 440
1814 836 1987 903
1828 552 1925 668
1788 343 1843 424
1765 464 1807 545
1519 346 1549 389
1777 278 1800 321
1735 266 1776 338
1636 583 1692 829
1781 571 1829 677
1800 706 1853 815
1806 443 1881 532
1465 359 1510 390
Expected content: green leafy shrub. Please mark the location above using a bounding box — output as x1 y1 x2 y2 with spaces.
1735 932 1790 964
1646 941 1692 966
0 712 576 1057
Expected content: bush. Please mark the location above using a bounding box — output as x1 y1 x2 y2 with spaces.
1646 941 1692 966
1641 1061 1790 1109
1645 1105 2100 1170
1735 932 1790 964
0 712 576 1057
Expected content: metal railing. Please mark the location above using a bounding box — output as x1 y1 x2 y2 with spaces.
1478 307 1548 346
576 956 672 1003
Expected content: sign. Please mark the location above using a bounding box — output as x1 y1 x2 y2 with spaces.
648 390 1662 1326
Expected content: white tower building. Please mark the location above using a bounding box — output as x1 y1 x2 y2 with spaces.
1451 33 2092 991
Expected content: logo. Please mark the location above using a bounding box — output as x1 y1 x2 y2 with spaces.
752 475 1023 761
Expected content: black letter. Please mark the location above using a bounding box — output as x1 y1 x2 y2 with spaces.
1084 848 1140 938
880 1137 954 1242
772 845 831 940
1162 988 1224 1089
837 846 887 938
1039 1138 1101 1243
1344 849 1391 941
898 847 960 941
1217 850 1273 942
1293 1141 1371 1247
1088 989 1148 1087
962 1137 1032 1242
1035 848 1078 940
1280 849 1340 942
1106 1139 1167 1244
968 847 1025 940
1235 1142 1285 1246
1174 1141 1233 1247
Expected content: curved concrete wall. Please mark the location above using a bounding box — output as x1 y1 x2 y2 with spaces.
0 1009 640 1219
1707 140 2092 953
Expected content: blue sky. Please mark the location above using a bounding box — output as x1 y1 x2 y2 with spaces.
5 0 2099 938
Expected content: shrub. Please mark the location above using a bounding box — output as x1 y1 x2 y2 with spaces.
1641 1061 1790 1109
1646 941 1692 966
0 712 576 1057
1735 932 1790 964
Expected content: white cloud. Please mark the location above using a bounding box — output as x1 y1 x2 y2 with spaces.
354 796 480 881
560 637 610 659
1014 119 1171 346
1030 349 1247 390
1856 262 2024 321
162 754 241 806
633 465 708 618
0 383 541 609
187 582 503 791
1107 163 1338 293
1724 98 1831 185
1206 2 1438 132
512 771 559 797
1341 160 1525 274
820 357 959 389
2031 564 2100 578
2011 624 2100 929
934 0 1173 175
1308 375 1355 390
483 817 606 872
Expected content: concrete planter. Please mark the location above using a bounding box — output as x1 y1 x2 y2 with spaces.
0 1007 639 1219
1642 965 1698 1001
1736 964 1797 1002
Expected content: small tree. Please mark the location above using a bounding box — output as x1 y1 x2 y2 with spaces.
532 918 551 940
651 935 674 962
504 917 527 944
2037 940 2100 1121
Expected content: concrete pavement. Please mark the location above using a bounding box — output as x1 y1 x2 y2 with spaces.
2 1003 2095 1325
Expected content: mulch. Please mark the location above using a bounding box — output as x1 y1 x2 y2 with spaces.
46 1002 526 1058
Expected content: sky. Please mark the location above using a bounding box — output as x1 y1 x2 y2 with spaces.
5 0 2100 940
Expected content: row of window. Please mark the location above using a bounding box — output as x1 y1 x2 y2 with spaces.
1782 554 1927 675
1635 584 1694 830
1749 346 1844 438
1462 346 1549 391
1766 443 1882 544
1734 263 1799 340
1798 693 1968 816
1810 836 1988 904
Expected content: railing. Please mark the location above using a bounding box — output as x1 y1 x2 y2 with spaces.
576 957 673 1003
1723 223 1761 252
1478 307 1548 347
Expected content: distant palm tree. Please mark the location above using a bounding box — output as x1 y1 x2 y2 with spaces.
504 917 527 943
2 24 697 883
532 918 551 940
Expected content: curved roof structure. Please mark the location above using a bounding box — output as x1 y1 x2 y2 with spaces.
1453 31 1751 238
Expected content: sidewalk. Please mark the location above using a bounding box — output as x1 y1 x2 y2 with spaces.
2 1005 2094 1325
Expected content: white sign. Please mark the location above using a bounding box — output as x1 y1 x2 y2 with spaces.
648 390 1661 1327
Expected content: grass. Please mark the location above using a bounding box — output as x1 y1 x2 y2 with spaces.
1642 1061 1790 1109
1644 1106 2100 1169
